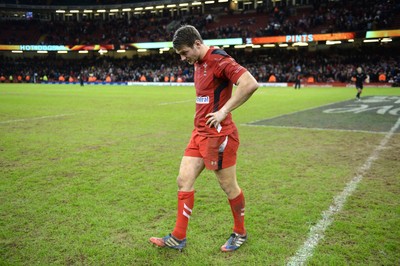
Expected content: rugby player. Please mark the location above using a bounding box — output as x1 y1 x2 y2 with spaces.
149 25 259 252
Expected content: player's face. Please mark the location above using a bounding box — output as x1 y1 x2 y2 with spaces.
176 42 201 65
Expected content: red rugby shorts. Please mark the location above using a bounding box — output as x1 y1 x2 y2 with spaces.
184 129 239 170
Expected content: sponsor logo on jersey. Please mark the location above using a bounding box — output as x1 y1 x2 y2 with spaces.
196 96 210 104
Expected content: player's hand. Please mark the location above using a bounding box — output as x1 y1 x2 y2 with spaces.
205 107 228 128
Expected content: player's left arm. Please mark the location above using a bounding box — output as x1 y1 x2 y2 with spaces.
365 74 370 83
206 71 259 128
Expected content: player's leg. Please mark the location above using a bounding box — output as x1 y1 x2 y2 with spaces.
172 156 204 239
215 165 247 251
150 156 204 250
215 165 245 233
215 164 240 199
358 87 363 99
356 87 361 100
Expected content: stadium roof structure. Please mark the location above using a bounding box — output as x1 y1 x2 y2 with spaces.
1 0 213 9
1 0 399 54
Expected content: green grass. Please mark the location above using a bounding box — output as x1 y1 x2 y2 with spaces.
0 84 399 265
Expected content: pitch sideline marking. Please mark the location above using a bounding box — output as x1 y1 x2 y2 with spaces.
0 113 75 124
287 116 400 266
242 123 391 135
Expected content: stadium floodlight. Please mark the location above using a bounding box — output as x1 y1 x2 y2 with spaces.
252 45 261 48
57 51 68 54
155 5 164 9
205 1 215 4
257 0 263 3
134 7 144 10
234 45 246 48
117 49 126 53
83 10 93 13
97 9 106 13
363 39 379 43
159 48 169 53
78 50 88 53
110 9 119 12
167 4 176 7
223 45 230 48
145 6 154 10
98 50 108 54
192 2 202 5
279 43 288 47
122 8 131 11
55 10 65 13
263 44 275 48
326 40 341 45
179 3 189 6
292 42 308 47
70 10 79 13
11 50 23 53
348 39 354 42
137 49 147 52
381 38 392 42
37 51 48 53
219 0 229 2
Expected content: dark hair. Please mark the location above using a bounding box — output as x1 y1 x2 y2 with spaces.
172 25 203 50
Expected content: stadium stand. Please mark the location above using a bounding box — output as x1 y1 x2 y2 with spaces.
0 0 399 85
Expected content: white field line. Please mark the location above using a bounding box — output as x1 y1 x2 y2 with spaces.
0 113 74 124
158 100 192 105
242 124 391 135
287 116 400 266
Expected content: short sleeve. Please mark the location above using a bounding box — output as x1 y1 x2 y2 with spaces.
215 57 247 84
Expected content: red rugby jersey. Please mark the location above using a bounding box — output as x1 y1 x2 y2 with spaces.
193 48 247 137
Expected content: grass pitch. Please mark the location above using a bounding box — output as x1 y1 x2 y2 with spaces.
1 84 399 265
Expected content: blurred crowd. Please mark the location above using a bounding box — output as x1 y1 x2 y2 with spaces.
1 46 399 84
254 0 399 37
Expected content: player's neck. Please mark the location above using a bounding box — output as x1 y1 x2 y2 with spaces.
198 45 210 63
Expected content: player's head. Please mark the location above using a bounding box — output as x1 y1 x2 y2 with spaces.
357 67 362 74
173 25 204 65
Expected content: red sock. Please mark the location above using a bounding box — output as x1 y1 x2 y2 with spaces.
172 190 194 240
229 190 246 235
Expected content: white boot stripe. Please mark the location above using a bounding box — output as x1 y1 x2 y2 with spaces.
166 238 179 246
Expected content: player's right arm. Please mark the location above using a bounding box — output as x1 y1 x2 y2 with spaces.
220 71 259 113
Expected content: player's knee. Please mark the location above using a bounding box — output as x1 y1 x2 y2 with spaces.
176 174 192 191
219 180 240 198
176 175 185 189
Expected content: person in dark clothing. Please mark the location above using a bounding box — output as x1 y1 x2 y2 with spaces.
352 67 368 101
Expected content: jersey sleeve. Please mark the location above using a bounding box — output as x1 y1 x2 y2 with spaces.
214 57 247 84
